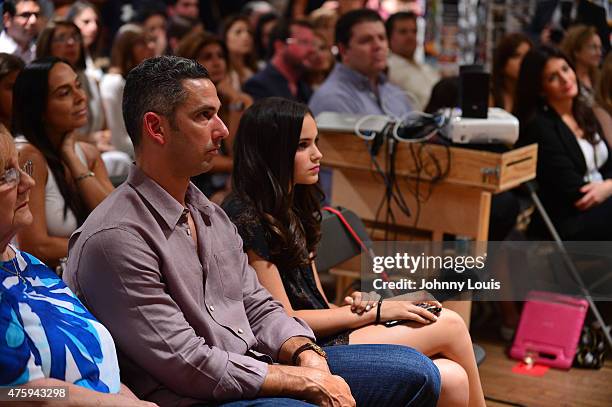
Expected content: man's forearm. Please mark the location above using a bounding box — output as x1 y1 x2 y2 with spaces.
257 365 307 398
277 336 314 365
277 336 331 374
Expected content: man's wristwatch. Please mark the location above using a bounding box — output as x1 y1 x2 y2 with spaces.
291 342 328 365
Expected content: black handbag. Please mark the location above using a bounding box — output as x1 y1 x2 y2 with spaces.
574 323 606 369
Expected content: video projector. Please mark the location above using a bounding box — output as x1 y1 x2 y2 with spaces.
315 112 391 135
439 107 519 145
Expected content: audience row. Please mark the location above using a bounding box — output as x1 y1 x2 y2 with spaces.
0 1 611 406
1 56 454 407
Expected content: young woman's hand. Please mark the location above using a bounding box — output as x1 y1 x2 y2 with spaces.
343 291 379 314
575 180 612 211
92 130 114 153
60 131 78 160
379 300 441 324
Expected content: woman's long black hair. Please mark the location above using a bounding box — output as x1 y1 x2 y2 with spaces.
514 45 601 144
12 57 88 225
231 97 324 270
491 32 531 108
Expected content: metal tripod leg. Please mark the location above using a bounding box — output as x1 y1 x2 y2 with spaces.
527 183 612 348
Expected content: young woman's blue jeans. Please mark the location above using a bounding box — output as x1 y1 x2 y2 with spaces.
217 344 441 407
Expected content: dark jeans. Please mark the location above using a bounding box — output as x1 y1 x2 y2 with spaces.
217 344 440 407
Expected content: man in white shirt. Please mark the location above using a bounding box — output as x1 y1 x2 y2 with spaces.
385 11 439 111
0 0 40 63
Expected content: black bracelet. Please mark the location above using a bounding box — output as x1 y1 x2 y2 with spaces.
375 298 383 324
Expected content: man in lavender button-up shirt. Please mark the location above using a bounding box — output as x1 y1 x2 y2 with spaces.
63 56 356 406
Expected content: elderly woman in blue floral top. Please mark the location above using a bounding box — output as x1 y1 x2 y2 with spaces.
0 125 155 406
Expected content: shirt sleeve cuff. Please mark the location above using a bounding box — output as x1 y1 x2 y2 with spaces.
257 314 316 360
212 352 269 400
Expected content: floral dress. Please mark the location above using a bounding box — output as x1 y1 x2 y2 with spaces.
0 245 120 392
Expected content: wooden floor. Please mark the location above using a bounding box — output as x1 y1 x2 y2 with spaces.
474 333 612 407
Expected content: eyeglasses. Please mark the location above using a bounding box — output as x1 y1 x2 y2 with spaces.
53 34 82 44
0 160 33 188
15 11 40 20
286 38 317 48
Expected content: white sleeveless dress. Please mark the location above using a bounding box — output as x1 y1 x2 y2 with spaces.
45 144 88 237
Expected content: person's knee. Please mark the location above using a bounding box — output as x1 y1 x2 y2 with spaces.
439 308 468 335
436 359 469 407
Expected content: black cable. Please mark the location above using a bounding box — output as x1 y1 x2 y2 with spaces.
366 138 395 238
394 138 451 233
363 124 451 242
367 139 410 233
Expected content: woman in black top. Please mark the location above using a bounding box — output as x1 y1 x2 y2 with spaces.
223 97 485 407
514 46 612 240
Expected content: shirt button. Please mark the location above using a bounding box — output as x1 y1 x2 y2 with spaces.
209 305 215 312
237 328 244 334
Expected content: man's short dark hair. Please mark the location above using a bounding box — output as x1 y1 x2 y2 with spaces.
123 55 210 149
335 8 382 48
385 11 417 39
267 18 313 59
2 0 39 18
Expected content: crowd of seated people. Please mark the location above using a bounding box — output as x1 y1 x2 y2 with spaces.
0 0 611 405
61 54 442 407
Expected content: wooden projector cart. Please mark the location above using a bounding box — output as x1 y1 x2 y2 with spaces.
318 131 538 326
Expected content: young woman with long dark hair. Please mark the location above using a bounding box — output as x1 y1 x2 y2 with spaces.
514 46 612 240
12 57 114 267
223 97 486 407
222 15 258 90
490 32 532 112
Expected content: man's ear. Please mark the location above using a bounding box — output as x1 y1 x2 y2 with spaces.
3 12 12 29
273 38 286 56
142 112 166 146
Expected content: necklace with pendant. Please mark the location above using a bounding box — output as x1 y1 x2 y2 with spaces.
0 249 25 283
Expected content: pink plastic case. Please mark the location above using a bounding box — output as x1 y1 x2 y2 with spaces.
509 291 588 369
